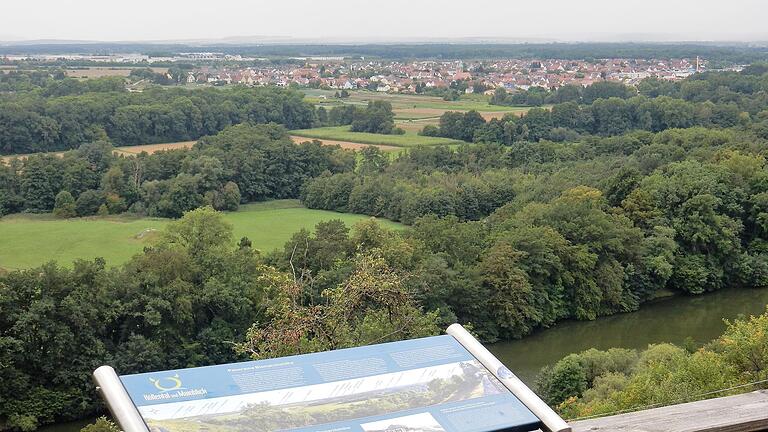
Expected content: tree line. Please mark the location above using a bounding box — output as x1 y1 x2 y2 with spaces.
426 95 750 144
427 69 768 144
0 75 314 154
0 124 354 218
4 65 767 157
7 42 767 65
490 80 636 107
491 67 768 109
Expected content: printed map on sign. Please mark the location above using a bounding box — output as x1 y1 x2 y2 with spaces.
119 335 541 432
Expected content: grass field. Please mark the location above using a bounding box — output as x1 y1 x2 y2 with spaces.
302 89 531 140
291 126 463 147
303 89 533 119
346 91 529 112
0 200 402 270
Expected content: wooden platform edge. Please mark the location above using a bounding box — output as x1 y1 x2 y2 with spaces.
565 390 768 432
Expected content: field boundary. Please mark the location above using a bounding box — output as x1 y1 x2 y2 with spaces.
291 126 463 148
1 141 197 164
290 136 402 152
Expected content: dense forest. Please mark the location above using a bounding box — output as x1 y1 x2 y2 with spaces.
0 70 405 155
0 124 353 217
0 77 313 154
300 66 768 343
3 65 768 430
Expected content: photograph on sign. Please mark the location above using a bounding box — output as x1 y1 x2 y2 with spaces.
116 335 542 432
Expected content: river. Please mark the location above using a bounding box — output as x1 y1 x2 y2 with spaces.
42 287 768 432
488 287 768 385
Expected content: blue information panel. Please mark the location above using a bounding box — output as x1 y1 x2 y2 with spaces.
120 335 541 432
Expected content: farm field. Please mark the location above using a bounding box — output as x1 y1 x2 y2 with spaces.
349 91 514 111
291 126 463 147
64 66 168 79
290 135 401 152
395 117 441 133
1 140 196 164
1 91 525 164
0 150 67 164
114 140 196 155
303 89 532 118
0 200 401 271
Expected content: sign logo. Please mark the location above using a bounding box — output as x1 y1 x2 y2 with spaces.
142 374 206 402
149 374 185 392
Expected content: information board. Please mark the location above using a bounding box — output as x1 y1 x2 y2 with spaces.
119 335 542 432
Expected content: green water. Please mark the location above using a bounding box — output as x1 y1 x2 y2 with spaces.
488 287 768 385
42 288 768 432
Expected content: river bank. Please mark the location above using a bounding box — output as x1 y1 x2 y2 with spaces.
42 287 768 432
488 287 768 385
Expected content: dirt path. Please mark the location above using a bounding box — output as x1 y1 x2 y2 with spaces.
1 141 197 164
114 141 196 155
481 111 524 120
290 136 401 152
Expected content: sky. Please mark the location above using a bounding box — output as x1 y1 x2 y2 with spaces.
2 0 767 43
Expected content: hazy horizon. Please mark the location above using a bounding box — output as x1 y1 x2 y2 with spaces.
3 0 767 44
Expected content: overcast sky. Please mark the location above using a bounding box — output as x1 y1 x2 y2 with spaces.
3 0 767 43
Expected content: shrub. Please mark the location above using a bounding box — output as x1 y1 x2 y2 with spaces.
53 190 76 218
75 189 104 216
97 204 109 216
537 355 588 405
80 417 120 432
420 124 440 137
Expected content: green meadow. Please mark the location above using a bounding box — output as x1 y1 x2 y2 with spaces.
0 200 402 270
304 89 528 110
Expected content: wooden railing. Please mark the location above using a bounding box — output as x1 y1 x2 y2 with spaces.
565 390 768 432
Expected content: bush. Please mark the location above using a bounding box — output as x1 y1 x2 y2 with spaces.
537 348 638 407
222 181 241 211
80 417 120 432
104 193 127 214
420 124 440 137
53 190 76 218
97 204 109 216
537 355 588 405
548 127 580 142
75 189 104 216
350 101 395 134
716 308 768 381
